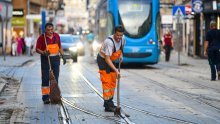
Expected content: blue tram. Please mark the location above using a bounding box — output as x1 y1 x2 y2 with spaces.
95 0 161 64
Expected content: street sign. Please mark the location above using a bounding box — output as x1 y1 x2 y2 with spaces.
172 6 185 66
172 6 185 17
192 0 203 13
41 10 46 33
185 4 192 15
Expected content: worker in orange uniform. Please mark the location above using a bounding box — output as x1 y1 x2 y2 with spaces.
97 25 125 112
36 23 66 104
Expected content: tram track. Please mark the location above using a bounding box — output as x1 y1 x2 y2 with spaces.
156 63 220 92
59 64 132 124
126 69 220 112
77 67 197 124
138 63 220 109
61 97 126 124
137 64 220 110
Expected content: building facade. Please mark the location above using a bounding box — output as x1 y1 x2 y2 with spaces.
0 0 13 55
64 0 88 34
12 0 47 43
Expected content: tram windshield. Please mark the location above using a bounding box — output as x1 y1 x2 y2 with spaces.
118 0 152 38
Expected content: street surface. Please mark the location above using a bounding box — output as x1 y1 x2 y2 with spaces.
0 47 220 124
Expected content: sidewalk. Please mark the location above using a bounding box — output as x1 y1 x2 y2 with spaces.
160 51 209 71
0 55 38 67
0 55 38 94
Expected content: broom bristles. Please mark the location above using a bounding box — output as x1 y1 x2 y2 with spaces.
49 70 61 104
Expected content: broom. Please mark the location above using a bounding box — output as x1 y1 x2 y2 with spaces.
114 61 121 115
43 34 61 104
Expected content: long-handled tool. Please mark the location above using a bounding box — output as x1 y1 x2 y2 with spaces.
43 34 61 104
114 61 121 115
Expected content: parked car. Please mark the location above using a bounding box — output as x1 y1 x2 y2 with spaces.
60 34 83 62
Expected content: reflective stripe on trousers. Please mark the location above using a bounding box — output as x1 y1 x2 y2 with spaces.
42 86 50 95
99 70 116 100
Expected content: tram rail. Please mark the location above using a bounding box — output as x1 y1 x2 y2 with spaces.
78 70 197 124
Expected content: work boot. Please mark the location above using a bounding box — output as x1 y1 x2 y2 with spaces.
43 99 50 104
218 72 220 80
105 107 115 112
103 100 108 107
109 98 116 108
104 99 115 112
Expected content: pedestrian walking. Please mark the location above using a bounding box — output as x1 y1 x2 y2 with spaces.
30 33 35 56
24 33 33 56
16 36 23 56
11 36 17 56
204 21 220 81
36 23 66 104
97 25 125 112
86 30 95 56
163 29 173 62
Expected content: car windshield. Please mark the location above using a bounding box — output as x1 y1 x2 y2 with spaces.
60 35 80 43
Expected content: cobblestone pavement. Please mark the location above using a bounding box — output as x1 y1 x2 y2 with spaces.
0 52 219 124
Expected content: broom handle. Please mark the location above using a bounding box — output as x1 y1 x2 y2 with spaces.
117 60 121 108
43 33 52 70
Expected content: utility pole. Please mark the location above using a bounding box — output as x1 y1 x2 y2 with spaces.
27 0 30 35
173 5 185 65
1 18 5 61
177 11 181 65
200 13 204 56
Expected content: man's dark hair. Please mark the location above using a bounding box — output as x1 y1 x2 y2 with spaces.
45 22 53 29
114 25 124 33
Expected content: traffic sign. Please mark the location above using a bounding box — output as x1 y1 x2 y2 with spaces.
172 6 185 17
185 4 192 15
192 0 203 13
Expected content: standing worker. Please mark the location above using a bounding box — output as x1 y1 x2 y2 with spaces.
97 25 125 112
163 29 173 62
204 21 220 81
36 23 66 104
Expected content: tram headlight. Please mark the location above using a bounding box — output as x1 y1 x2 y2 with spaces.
148 39 156 45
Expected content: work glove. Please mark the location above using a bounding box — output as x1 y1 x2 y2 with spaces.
42 50 50 56
61 55 66 65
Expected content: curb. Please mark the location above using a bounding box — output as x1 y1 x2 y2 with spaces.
18 59 34 67
0 81 6 95
0 59 35 95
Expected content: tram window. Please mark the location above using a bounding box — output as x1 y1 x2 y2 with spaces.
118 0 152 38
106 13 114 36
156 13 161 40
98 3 108 42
